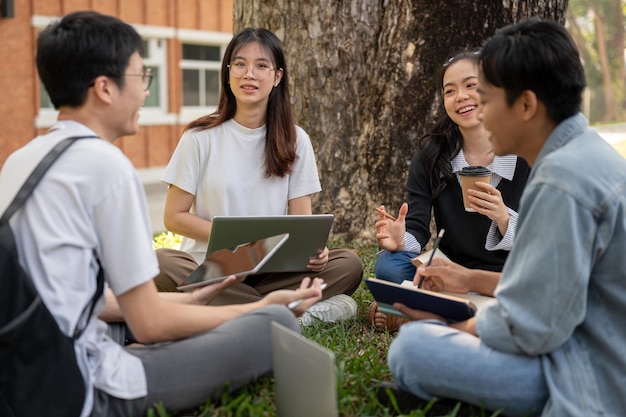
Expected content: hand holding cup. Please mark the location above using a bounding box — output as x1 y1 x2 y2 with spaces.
459 166 491 212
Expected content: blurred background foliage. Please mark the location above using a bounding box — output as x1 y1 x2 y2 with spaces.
567 0 626 123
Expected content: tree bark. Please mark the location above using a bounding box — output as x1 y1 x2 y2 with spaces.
592 4 619 121
608 0 625 118
566 8 593 65
234 0 569 241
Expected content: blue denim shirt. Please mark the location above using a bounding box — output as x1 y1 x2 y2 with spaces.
476 113 626 416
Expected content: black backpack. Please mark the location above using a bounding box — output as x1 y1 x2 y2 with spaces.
0 136 104 417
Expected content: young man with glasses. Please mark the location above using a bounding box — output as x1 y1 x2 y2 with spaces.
125 67 153 91
0 11 324 417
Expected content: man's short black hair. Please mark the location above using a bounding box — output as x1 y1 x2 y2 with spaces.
479 17 586 124
36 11 144 109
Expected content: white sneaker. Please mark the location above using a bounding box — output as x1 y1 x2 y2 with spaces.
299 294 358 326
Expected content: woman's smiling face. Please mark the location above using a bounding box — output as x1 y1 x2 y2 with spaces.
442 59 481 130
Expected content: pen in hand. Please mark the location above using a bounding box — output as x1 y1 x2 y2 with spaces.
417 229 445 289
375 207 397 221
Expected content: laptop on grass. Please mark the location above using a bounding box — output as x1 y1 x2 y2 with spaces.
176 233 289 291
271 321 338 417
207 215 334 273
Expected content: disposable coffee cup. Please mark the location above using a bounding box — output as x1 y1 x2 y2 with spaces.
460 166 491 212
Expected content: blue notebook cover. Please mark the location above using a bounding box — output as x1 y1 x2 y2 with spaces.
365 277 480 322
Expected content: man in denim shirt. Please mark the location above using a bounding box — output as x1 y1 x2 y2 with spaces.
385 18 626 417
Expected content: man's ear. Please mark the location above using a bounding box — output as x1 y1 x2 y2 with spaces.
517 90 538 121
91 75 115 105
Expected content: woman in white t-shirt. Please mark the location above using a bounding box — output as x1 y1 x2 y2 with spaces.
156 28 362 324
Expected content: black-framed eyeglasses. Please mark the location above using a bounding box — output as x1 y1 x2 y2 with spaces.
124 67 153 91
227 61 278 80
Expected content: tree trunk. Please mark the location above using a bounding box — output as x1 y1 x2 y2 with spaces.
234 0 569 241
592 4 619 121
566 8 593 65
608 0 625 118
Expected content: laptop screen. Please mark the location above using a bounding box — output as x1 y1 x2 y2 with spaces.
176 233 289 291
271 322 338 417
207 215 334 273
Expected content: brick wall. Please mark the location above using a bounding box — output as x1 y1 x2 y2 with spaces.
0 0 233 169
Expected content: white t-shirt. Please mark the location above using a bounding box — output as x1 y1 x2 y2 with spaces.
0 121 160 417
162 119 322 262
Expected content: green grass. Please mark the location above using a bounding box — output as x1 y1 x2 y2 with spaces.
148 235 500 417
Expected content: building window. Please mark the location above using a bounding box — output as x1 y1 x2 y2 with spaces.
37 39 165 111
32 16 231 128
36 37 169 126
39 80 54 109
142 38 165 111
181 44 222 107
33 16 176 127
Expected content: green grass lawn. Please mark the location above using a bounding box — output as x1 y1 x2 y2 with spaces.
149 236 500 417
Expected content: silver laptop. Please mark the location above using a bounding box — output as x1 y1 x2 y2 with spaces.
207 215 334 273
176 233 289 291
271 321 338 417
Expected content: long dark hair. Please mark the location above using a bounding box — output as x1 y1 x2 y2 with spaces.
418 51 480 198
186 28 297 178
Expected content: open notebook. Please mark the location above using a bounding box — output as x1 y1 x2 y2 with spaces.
365 278 494 322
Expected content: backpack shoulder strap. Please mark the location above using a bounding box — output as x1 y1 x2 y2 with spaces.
0 135 98 224
0 134 103 338
74 257 104 339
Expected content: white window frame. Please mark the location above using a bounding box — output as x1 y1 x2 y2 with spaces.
32 16 177 127
178 29 231 124
135 33 176 125
31 16 231 128
132 24 178 125
32 15 62 128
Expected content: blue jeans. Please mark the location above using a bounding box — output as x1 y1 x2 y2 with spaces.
374 250 417 283
388 320 548 417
